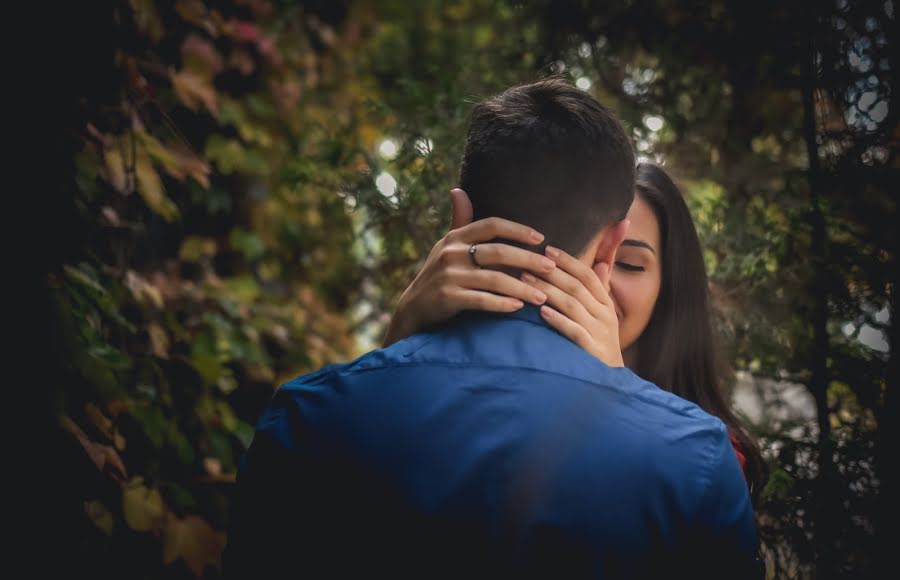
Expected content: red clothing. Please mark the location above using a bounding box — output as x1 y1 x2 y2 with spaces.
729 432 748 482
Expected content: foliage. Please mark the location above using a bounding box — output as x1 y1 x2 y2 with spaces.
46 1 893 578
48 1 363 577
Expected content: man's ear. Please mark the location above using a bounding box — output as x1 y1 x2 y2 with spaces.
449 188 473 231
592 219 630 274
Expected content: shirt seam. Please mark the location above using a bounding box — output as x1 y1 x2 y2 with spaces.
290 360 707 421
694 420 727 521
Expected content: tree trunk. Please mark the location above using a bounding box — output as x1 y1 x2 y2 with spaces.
800 12 838 578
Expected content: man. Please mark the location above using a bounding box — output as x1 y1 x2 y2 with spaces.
224 78 761 578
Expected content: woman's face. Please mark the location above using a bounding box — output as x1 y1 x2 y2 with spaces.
610 194 662 363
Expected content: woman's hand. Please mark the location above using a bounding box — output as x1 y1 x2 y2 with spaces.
383 217 556 346
523 246 624 367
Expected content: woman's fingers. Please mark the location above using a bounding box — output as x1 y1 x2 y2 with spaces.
538 306 594 351
452 216 545 247
544 246 613 309
539 305 624 367
595 261 611 291
460 242 556 274
448 289 526 313
525 261 606 320
521 272 594 327
448 188 474 231
454 268 548 306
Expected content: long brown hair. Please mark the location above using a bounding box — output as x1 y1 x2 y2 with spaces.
630 163 767 504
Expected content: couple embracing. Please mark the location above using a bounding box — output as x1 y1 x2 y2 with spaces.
225 78 765 579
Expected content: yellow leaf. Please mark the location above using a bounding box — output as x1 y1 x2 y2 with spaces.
125 270 165 309
179 236 218 262
135 151 180 222
85 500 115 535
115 430 127 451
123 479 165 533
129 0 164 41
138 120 210 188
246 363 275 383
182 33 224 76
61 416 128 483
148 322 171 358
169 145 211 188
163 515 225 577
103 147 129 193
137 129 179 172
175 0 209 30
171 69 220 117
85 403 114 440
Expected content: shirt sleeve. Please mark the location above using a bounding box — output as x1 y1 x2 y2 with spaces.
688 428 765 579
222 400 299 580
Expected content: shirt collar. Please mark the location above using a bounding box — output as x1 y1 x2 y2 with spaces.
505 304 548 326
455 304 549 329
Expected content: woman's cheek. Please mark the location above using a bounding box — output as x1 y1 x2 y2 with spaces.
613 275 655 346
611 279 636 341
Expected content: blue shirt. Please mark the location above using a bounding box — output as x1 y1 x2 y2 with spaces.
225 306 761 579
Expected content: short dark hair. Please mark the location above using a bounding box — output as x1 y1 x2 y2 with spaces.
459 78 635 255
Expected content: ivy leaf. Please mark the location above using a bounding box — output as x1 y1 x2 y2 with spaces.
136 151 180 222
179 236 218 262
171 69 220 117
130 405 166 448
139 128 211 188
102 146 128 192
85 500 115 535
62 416 128 483
232 420 256 451
190 353 226 387
129 0 164 42
204 135 245 175
126 270 164 309
168 145 212 188
229 228 266 260
182 33 224 77
148 322 171 359
162 515 225 578
122 478 166 533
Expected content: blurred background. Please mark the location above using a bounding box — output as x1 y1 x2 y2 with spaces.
39 0 894 578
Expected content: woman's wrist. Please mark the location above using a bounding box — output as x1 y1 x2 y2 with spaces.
382 294 417 347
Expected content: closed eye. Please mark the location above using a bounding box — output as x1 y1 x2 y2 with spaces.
615 261 645 272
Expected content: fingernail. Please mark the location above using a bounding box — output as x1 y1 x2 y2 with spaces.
540 306 553 317
545 246 560 259
529 230 545 243
510 299 524 309
521 272 538 283
540 258 555 271
533 290 547 304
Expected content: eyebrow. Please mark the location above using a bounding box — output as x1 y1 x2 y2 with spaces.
621 239 656 254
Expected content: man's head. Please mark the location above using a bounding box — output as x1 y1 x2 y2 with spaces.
459 78 635 261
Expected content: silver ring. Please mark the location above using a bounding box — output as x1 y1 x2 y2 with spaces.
468 243 482 268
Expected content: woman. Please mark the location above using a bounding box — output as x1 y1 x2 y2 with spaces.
384 163 766 503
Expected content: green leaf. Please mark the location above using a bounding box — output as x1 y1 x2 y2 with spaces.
229 228 266 261
131 405 166 449
233 420 256 451
190 354 225 387
179 236 218 262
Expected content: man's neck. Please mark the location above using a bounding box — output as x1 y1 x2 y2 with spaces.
623 346 637 369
